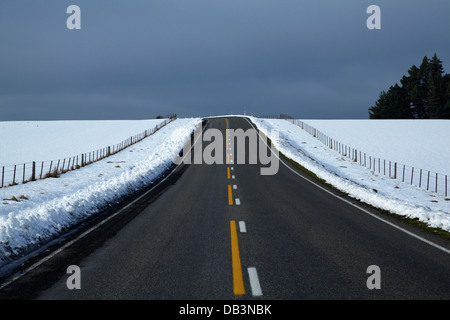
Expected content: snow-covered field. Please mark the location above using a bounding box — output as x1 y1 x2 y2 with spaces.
0 119 171 166
302 119 450 175
0 118 201 267
249 117 450 233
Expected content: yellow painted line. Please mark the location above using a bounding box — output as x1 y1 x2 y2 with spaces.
228 185 233 205
230 220 245 296
227 167 231 179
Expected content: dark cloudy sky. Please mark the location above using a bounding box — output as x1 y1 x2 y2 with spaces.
1 0 449 120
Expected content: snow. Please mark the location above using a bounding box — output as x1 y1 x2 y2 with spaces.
301 119 450 175
0 118 201 267
0 119 172 166
249 117 450 232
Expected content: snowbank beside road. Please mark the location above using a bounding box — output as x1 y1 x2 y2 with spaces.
249 117 450 232
0 118 201 266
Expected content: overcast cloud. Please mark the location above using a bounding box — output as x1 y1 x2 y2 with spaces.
1 0 449 120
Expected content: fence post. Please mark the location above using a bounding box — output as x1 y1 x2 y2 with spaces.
419 169 422 188
394 162 397 179
435 173 438 193
446 175 448 197
31 161 36 181
1 166 4 187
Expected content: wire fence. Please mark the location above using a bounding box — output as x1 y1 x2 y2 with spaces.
1 117 175 188
283 118 449 197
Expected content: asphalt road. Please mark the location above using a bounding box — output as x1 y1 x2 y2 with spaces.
0 116 449 300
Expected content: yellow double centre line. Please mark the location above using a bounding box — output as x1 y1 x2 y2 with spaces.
230 220 245 296
228 185 233 205
226 118 245 296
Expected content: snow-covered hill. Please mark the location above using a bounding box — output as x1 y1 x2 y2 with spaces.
1 115 449 269
250 117 450 232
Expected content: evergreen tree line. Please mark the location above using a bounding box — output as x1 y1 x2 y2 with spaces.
369 54 450 119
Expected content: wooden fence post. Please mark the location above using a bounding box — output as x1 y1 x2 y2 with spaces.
394 162 397 179
446 175 448 197
13 165 16 185
419 169 422 188
435 173 438 193
31 161 36 181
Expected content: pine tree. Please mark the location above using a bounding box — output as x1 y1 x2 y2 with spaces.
429 53 444 75
369 84 412 119
444 74 450 119
369 53 448 119
369 91 389 119
416 56 431 118
401 66 420 118
426 76 445 118
425 53 445 118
